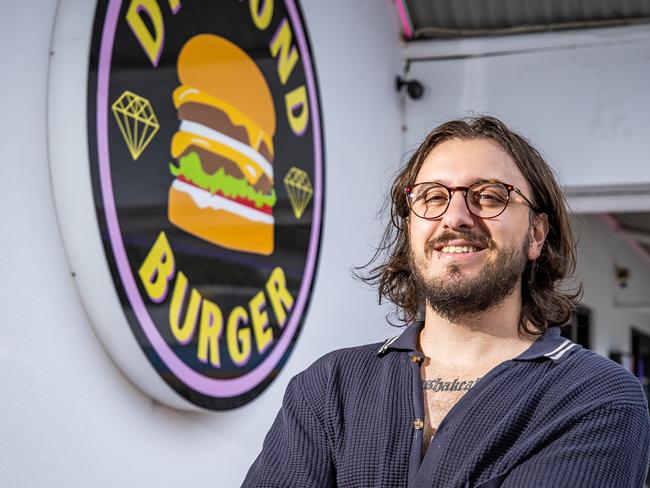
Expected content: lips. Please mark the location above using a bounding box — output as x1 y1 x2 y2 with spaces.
426 233 491 257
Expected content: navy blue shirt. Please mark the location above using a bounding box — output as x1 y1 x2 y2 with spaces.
243 323 650 487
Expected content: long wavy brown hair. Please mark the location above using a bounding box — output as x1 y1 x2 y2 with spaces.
357 115 582 336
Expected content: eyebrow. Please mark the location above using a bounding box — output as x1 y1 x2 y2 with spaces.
424 178 503 186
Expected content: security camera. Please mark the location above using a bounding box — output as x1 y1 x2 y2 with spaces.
396 76 424 100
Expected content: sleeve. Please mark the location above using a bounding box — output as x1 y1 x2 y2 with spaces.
501 403 650 488
241 374 335 488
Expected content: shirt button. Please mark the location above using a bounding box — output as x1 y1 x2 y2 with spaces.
409 354 421 363
413 419 424 430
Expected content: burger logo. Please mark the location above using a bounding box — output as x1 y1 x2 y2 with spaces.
169 35 277 256
88 0 323 410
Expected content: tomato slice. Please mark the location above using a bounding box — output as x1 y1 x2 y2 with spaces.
177 176 273 215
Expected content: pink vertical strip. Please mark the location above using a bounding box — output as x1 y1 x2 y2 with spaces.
395 0 413 39
599 213 650 266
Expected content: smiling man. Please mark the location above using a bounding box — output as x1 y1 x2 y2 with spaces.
243 116 650 488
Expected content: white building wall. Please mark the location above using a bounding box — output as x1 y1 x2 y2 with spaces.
0 1 403 486
401 25 650 213
574 214 650 357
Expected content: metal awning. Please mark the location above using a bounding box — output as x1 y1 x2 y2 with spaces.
395 0 650 39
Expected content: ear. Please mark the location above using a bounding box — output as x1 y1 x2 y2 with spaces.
528 213 549 260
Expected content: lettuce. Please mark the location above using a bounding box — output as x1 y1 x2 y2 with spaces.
170 152 276 209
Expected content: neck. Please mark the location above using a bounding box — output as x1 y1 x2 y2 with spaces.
419 286 535 370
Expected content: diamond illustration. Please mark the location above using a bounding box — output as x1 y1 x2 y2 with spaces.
284 167 313 219
111 90 160 160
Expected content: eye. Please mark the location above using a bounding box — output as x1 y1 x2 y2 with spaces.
478 191 500 201
423 188 449 204
471 185 508 204
426 193 448 202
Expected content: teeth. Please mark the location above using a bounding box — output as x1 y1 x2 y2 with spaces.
440 245 479 254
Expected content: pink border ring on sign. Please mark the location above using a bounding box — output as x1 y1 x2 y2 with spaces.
96 0 323 398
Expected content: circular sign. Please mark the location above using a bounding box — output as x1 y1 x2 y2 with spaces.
87 0 324 410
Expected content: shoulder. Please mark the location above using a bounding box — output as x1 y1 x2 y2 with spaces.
295 341 389 386
549 351 650 453
289 338 407 405
548 346 648 409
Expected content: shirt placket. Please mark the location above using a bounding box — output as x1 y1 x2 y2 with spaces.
407 351 425 487
411 361 514 488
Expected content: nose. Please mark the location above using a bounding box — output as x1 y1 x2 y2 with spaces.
440 190 475 230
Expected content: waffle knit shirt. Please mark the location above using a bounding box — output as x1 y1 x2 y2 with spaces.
242 323 650 487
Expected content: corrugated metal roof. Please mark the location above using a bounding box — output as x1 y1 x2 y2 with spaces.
400 0 650 39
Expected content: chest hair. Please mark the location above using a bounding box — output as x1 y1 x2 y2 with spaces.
420 366 484 450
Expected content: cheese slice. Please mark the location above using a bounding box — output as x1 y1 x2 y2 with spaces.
173 85 274 158
171 129 273 185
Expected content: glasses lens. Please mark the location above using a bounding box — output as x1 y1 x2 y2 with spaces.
411 184 449 219
467 182 509 218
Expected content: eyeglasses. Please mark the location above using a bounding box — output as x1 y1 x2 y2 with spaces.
404 180 540 220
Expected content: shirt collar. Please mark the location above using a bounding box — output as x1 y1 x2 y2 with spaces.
513 326 579 362
377 322 579 363
376 321 422 355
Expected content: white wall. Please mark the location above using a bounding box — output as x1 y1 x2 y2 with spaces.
574 214 650 357
0 1 403 486
401 25 650 213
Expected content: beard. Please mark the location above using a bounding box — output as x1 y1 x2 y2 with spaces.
409 230 531 321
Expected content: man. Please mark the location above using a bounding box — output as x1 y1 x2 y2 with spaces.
242 116 650 487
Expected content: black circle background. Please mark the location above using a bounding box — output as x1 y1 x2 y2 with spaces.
87 0 324 410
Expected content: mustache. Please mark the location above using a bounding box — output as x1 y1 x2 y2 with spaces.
425 231 493 255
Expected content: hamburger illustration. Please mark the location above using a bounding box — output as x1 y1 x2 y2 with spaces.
168 34 276 255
